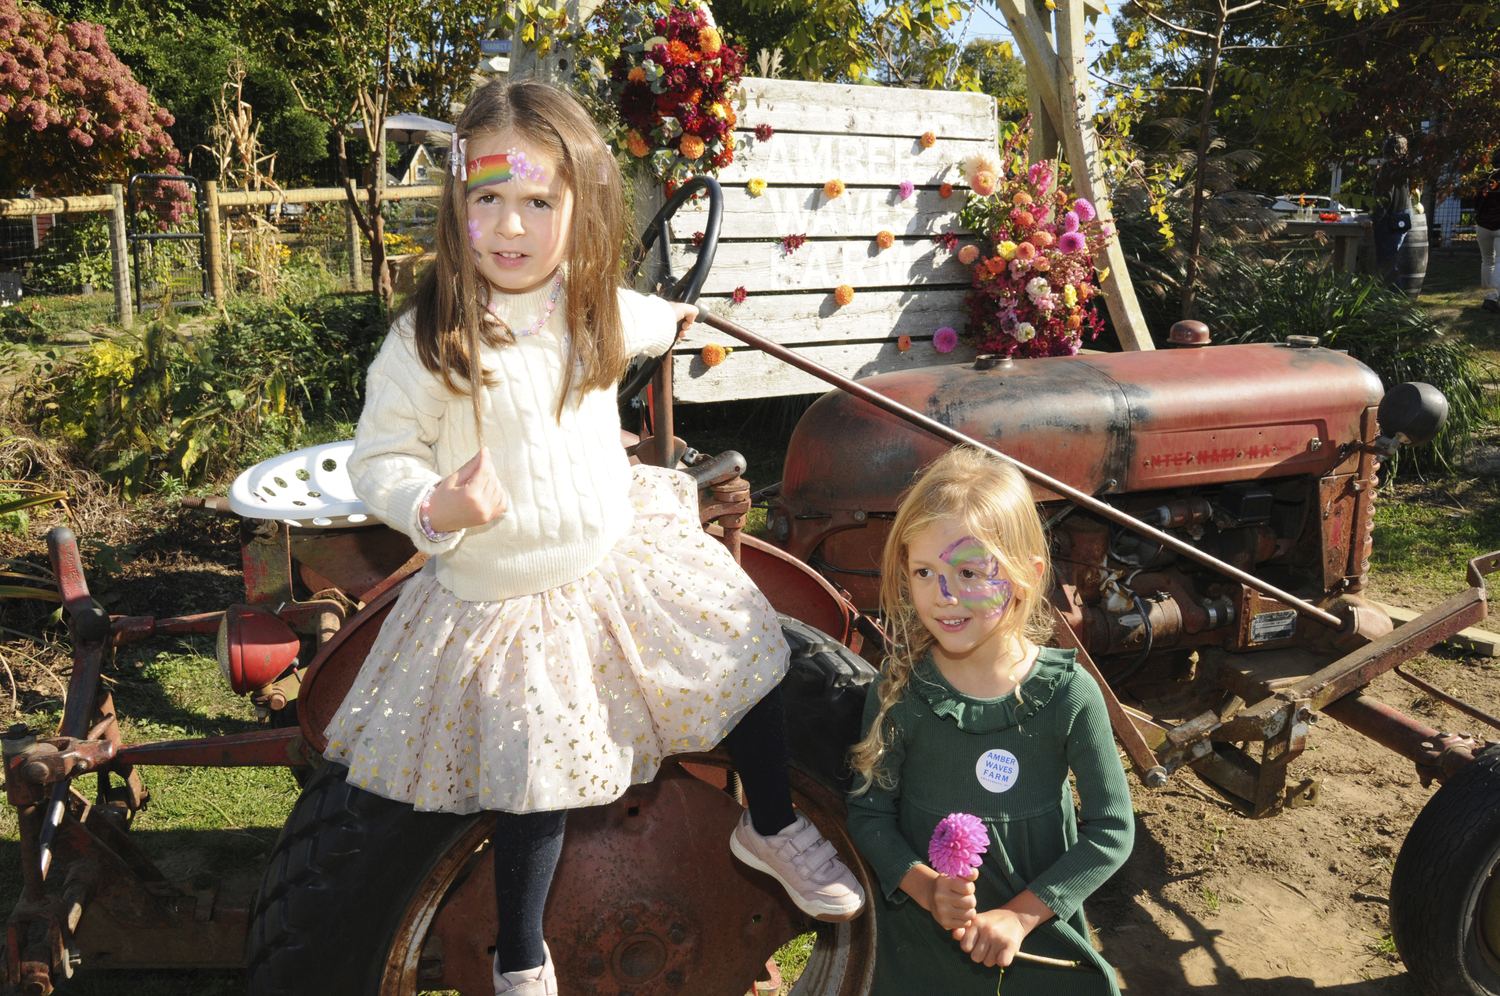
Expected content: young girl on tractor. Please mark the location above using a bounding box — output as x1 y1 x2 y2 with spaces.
846 446 1134 995
320 77 864 996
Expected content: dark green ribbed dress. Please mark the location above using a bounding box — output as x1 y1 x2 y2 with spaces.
845 648 1134 996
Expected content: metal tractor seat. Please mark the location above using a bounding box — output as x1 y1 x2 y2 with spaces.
228 440 374 529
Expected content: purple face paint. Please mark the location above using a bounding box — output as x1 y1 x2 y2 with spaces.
938 535 1014 618
468 219 482 242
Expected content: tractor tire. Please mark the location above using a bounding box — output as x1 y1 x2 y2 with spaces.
246 619 876 996
1390 746 1500 996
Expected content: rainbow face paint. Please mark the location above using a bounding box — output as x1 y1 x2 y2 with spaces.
465 149 547 191
938 535 1014 618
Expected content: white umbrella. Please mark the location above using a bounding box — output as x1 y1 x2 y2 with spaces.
351 113 454 145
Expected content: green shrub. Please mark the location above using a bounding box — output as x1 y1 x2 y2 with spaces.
20 293 386 495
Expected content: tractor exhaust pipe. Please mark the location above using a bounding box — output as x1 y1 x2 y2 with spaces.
698 311 1348 632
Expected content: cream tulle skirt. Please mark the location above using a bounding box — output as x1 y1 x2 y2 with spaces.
322 465 789 814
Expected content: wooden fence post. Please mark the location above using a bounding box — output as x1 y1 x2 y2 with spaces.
107 183 132 329
203 180 225 305
345 201 364 291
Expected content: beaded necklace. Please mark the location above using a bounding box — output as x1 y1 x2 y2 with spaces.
488 272 564 337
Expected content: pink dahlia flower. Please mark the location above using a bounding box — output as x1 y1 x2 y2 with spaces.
933 327 959 353
898 180 915 201
1073 198 1097 223
1063 211 1080 233
929 813 987 878
1058 231 1086 254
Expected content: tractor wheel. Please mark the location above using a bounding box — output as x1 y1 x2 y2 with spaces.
246 620 876 996
1390 746 1500 996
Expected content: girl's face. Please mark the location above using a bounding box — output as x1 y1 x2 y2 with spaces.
906 518 1028 663
464 130 573 295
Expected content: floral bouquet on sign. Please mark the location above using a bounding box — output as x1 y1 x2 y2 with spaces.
956 123 1113 359
590 0 746 186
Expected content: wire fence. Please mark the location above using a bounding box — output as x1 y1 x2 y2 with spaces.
0 183 441 323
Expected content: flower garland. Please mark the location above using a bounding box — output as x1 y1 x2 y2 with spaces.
596 0 747 185
956 121 1111 358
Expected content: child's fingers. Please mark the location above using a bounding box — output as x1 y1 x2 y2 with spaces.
451 448 487 486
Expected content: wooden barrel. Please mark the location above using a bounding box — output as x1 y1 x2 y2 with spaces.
1396 213 1429 299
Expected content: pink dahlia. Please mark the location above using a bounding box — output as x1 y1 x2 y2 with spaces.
1058 231 1086 254
929 813 987 878
933 327 959 353
898 180 915 201
1073 198 1097 223
1063 211 1080 233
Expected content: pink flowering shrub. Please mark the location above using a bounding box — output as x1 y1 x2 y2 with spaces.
0 0 184 218
955 121 1111 358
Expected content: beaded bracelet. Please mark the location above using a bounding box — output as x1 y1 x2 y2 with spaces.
419 484 455 542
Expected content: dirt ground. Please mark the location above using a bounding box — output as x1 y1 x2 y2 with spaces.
2 475 1499 996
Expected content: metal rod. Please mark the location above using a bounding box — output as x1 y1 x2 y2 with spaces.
1394 666 1500 734
698 311 1346 631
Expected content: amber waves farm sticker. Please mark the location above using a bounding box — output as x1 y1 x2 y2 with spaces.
975 748 1019 793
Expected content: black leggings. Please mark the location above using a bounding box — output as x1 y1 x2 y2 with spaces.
491 686 795 972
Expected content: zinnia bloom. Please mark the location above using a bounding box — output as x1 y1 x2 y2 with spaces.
628 66 646 83
1029 230 1055 249
1012 191 1033 207
834 284 855 306
1062 284 1078 308
755 123 774 142
1074 198 1097 222
1014 241 1037 261
679 134 706 159
1058 231 1086 254
997 241 1018 261
940 183 953 198
876 230 895 250
958 244 979 265
1014 322 1036 342
933 327 959 353
701 344 727 367
731 286 748 304
746 177 767 197
627 131 650 158
1014 210 1035 230
920 131 937 149
824 179 845 199
667 39 700 64
698 26 722 54
971 171 997 197
898 180 914 201
898 334 912 352
929 813 988 878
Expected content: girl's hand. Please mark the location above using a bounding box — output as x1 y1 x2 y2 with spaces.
930 870 978 931
669 301 698 342
425 447 508 532
953 908 1027 967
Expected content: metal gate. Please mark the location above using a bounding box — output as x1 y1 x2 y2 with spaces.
127 173 208 312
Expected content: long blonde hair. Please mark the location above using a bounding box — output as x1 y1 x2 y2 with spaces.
848 447 1054 795
408 78 630 426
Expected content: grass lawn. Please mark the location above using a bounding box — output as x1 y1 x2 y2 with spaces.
1418 248 1500 367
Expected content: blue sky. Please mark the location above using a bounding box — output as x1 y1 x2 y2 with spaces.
966 3 1120 68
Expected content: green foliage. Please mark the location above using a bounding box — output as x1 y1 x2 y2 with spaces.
21 215 115 295
21 293 385 494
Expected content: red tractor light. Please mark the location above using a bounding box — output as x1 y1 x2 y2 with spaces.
217 605 300 695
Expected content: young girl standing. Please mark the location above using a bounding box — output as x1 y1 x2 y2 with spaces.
846 447 1133 995
322 79 863 996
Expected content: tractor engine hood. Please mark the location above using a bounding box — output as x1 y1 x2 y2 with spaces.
772 343 1384 556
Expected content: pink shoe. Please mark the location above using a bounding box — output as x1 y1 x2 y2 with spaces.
492 941 557 996
730 810 866 922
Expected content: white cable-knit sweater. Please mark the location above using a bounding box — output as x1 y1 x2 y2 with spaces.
349 281 677 601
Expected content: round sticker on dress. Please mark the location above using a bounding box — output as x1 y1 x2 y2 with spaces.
975 748 1020 793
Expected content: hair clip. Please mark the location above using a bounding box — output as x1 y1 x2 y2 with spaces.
450 134 468 180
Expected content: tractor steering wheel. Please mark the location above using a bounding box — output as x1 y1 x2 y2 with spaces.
618 176 723 404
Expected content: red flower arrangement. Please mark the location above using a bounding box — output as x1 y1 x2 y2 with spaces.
780 232 808 255
955 121 1111 358
602 0 746 185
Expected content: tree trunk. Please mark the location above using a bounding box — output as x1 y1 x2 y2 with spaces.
1179 0 1229 322
370 126 391 307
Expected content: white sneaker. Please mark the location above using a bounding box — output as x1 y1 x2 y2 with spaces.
493 941 557 996
730 810 866 922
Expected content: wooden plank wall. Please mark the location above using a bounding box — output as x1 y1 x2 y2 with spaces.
656 77 998 403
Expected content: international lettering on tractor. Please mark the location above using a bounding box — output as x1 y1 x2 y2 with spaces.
2 177 1496 996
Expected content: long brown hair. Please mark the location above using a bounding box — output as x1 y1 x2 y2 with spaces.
407 78 630 427
848 447 1054 795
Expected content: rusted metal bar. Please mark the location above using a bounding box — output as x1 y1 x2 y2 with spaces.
698 311 1347 631
1394 666 1500 734
1320 692 1480 784
112 726 313 769
1048 604 1168 786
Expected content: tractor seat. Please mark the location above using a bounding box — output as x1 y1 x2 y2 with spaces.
228 440 371 529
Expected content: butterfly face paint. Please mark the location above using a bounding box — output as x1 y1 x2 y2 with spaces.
465 149 548 191
938 536 1014 618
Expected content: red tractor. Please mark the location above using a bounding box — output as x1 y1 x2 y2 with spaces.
2 179 1496 996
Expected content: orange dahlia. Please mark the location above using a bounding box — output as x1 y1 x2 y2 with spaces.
699 26 722 55
897 335 912 352
940 183 953 198
679 134 706 160
701 344 727 367
834 284 855 306
824 179 845 199
876 230 895 250
920 131 937 148
627 131 650 158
